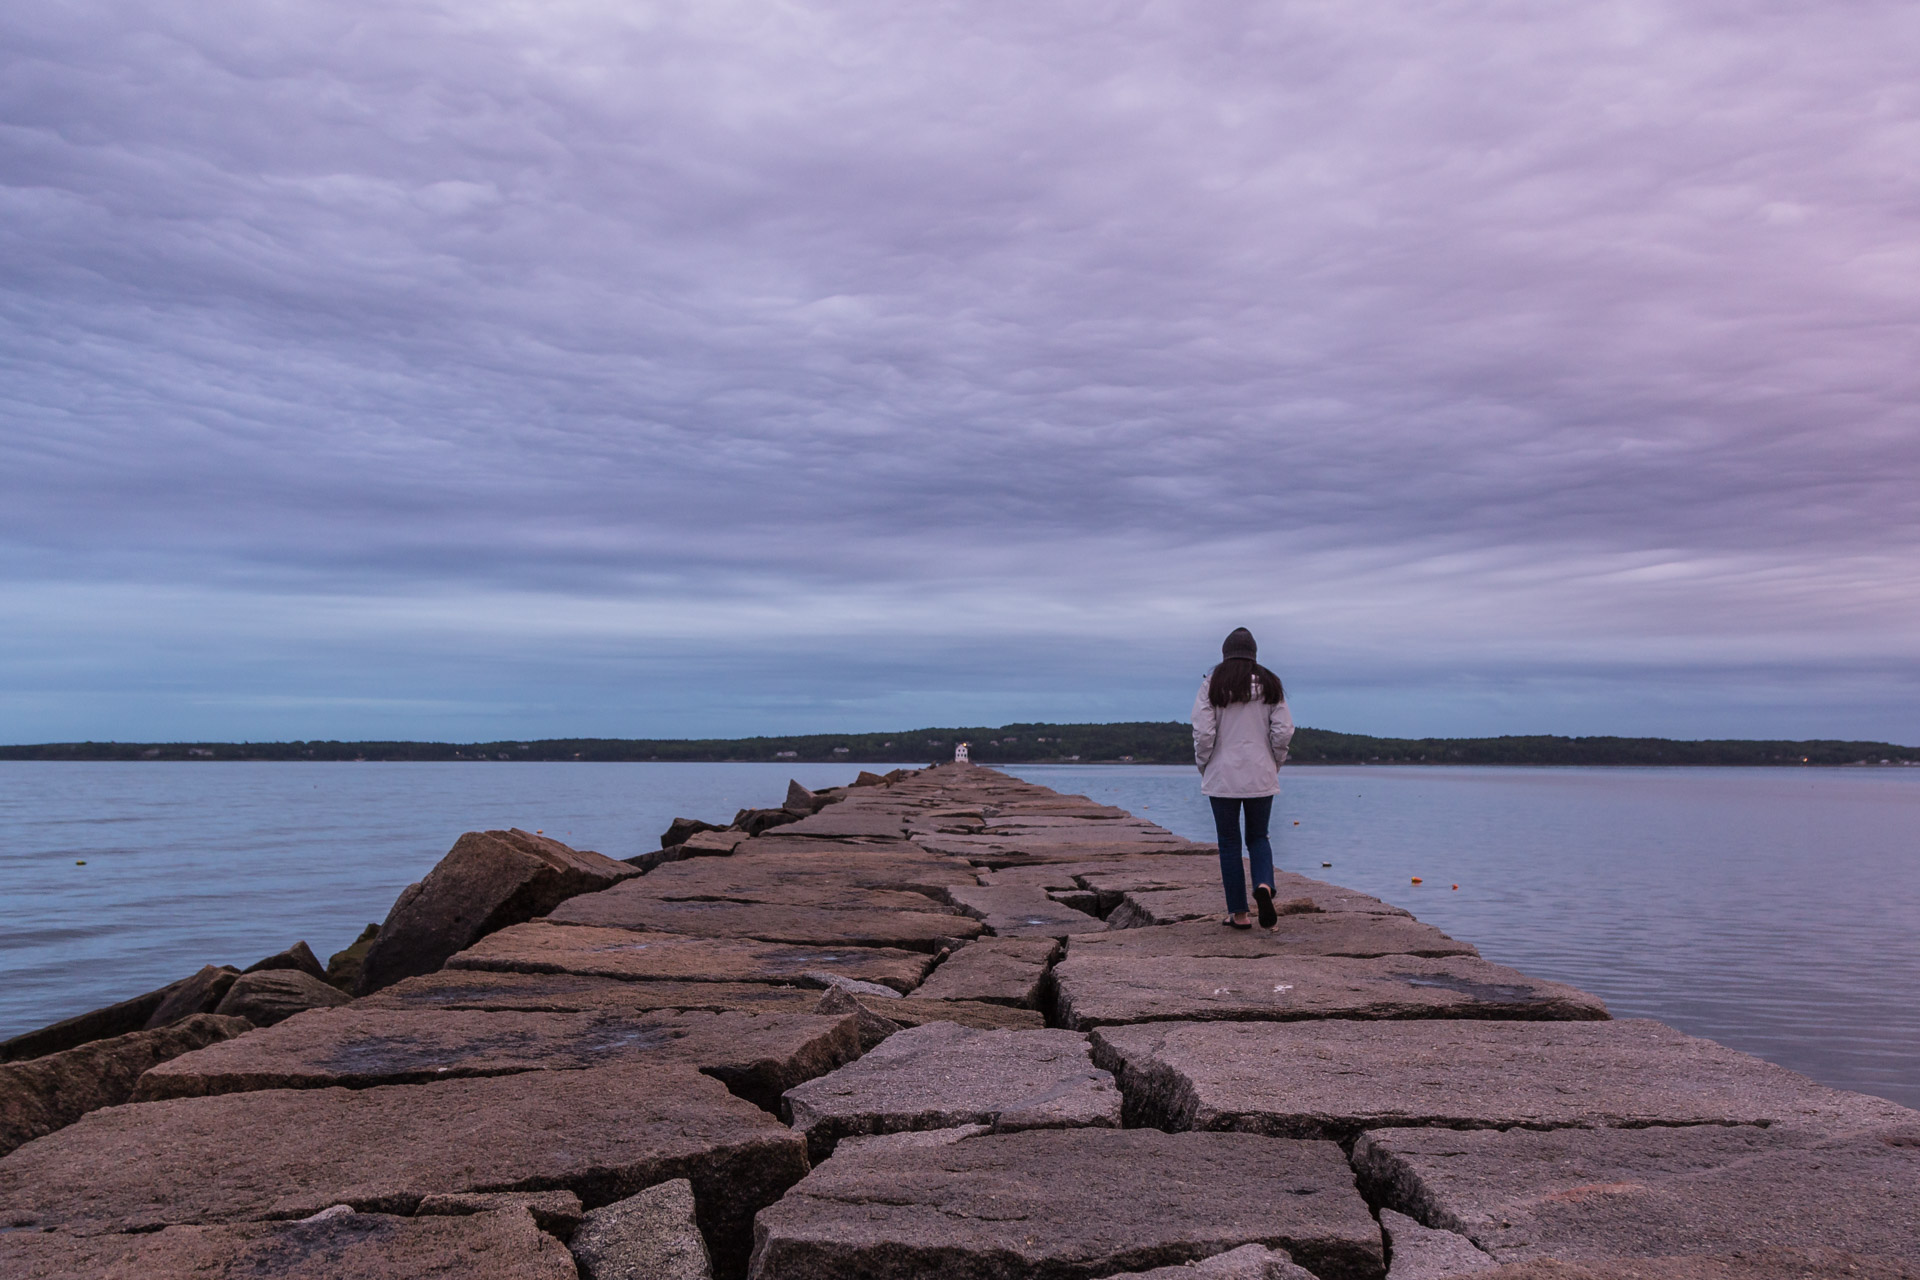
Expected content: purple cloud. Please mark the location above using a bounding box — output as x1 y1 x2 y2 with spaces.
3 1 1917 742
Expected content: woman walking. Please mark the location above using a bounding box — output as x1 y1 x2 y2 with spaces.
1192 628 1294 929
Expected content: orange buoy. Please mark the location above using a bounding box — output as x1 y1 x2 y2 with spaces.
1410 876 1423 884
1293 820 1300 825
1451 883 1459 890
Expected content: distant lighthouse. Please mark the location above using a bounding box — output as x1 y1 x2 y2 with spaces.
954 742 970 763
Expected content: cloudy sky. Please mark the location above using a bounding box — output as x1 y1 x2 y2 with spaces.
4 1 1917 744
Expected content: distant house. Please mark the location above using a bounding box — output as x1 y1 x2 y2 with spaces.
832 746 850 755
775 750 798 759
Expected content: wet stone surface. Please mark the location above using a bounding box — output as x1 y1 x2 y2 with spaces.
131 1007 860 1112
783 1022 1120 1159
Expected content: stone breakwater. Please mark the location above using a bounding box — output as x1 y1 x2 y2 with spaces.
1 763 1914 1280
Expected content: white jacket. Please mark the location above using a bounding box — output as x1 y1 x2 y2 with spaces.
1191 671 1294 798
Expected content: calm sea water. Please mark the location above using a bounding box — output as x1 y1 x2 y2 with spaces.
2 761 1915 1111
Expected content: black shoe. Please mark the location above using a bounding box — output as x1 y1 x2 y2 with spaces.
1254 884 1277 929
1222 916 1252 930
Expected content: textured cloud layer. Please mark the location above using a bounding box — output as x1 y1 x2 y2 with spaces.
4 2 1917 741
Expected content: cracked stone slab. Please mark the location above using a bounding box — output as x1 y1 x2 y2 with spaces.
1106 1244 1319 1279
1068 916 1475 961
416 1189 584 1236
1105 881 1412 929
0 1207 578 1280
885 998 1047 1031
547 890 983 953
594 847 979 901
1052 953 1607 1029
1090 1019 1905 1138
0 1064 804 1278
746 1127 1383 1280
0 1013 251 1157
944 884 1103 939
358 970 828 1015
978 861 1131 890
1354 1120 1920 1265
833 1123 989 1157
131 1007 860 1112
910 937 1061 1007
773 808 912 839
1379 1209 1496 1278
572 1178 713 1280
782 1023 1120 1158
1073 862 1407 919
914 835 1206 866
448 921 936 992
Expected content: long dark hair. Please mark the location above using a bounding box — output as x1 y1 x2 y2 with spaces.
1209 656 1284 707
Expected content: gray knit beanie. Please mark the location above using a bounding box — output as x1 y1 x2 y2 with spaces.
1222 627 1257 661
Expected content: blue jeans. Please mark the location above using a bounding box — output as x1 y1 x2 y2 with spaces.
1210 795 1275 915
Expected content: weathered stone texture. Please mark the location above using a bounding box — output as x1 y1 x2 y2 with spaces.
1107 1244 1319 1279
360 969 825 1015
1090 1019 1906 1138
945 884 1104 938
0 1062 807 1280
1075 861 1409 924
0 978 190 1063
356 828 638 995
1068 916 1475 960
885 998 1048 1032
783 1023 1120 1158
548 887 982 952
213 968 351 1026
0 1207 578 1279
1052 953 1606 1029
572 1178 714 1280
132 1006 859 1111
415 1188 584 1236
1378 1208 1497 1279
910 936 1061 1007
746 1127 1383 1280
241 939 328 981
774 806 910 839
1355 1121 1920 1265
1468 1255 1919 1280
0 1014 251 1156
144 964 241 1028
325 923 381 992
448 921 937 992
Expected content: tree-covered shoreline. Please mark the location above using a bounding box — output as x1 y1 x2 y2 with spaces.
4 723 1914 767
